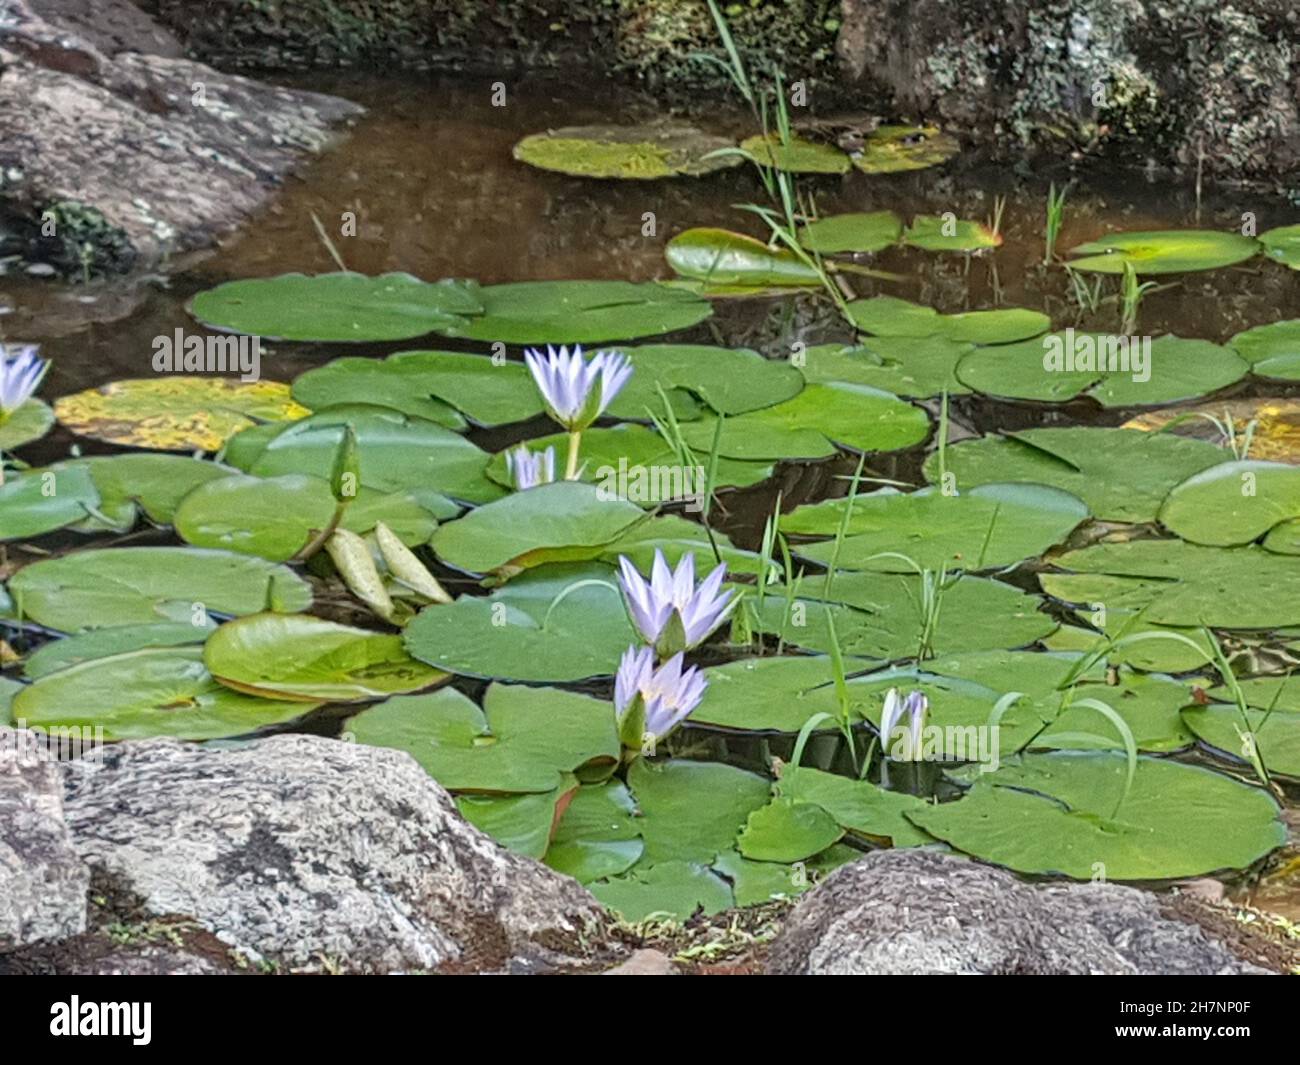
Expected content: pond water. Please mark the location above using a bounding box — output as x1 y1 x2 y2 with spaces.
4 73 1299 923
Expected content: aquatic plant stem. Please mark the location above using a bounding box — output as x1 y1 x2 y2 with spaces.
293 499 350 563
564 430 582 480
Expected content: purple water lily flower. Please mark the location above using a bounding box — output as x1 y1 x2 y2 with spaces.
504 443 555 490
614 644 708 744
879 687 928 761
617 549 735 657
523 344 633 432
0 343 48 418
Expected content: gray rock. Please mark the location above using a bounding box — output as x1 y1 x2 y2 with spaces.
61 736 614 973
0 735 89 949
766 849 1270 975
603 948 678 975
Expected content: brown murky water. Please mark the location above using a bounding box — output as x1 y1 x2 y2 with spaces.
2 72 1298 918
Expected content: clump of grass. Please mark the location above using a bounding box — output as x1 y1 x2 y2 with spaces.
1119 261 1159 334
1043 182 1069 264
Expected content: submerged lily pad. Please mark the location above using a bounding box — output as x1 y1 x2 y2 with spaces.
402 563 636 682
1259 225 1300 270
738 133 850 174
901 216 1000 253
925 427 1227 523
347 682 618 794
11 646 318 741
607 343 805 419
439 281 712 344
797 211 902 254
189 272 482 341
1227 320 1300 382
1122 396 1300 464
781 483 1088 572
909 751 1284 880
513 123 741 179
1041 540 1300 629
7 547 312 632
800 338 972 398
205 613 447 702
1066 230 1258 275
665 228 824 287
1159 459 1300 546
846 296 1047 344
854 125 959 174
956 334 1248 407
54 378 308 452
290 351 544 429
0 400 54 451
679 382 929 460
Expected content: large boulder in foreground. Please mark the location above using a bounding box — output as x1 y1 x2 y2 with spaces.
0 737 89 950
766 849 1270 975
61 735 614 973
0 0 363 274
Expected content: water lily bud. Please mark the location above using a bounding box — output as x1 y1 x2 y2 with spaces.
374 521 452 604
330 424 360 502
326 528 394 623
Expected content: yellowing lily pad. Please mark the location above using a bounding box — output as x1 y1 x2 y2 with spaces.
1067 230 1259 275
513 123 741 179
1122 397 1300 464
739 133 851 174
854 126 959 174
53 378 308 452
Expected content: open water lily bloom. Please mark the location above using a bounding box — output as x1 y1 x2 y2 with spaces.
617 549 734 657
614 643 708 746
0 343 48 418
523 344 633 431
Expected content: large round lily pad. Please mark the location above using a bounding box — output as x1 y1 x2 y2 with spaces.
189 272 483 341
205 613 448 702
781 483 1088 572
909 751 1284 880
402 562 637 682
0 464 103 540
846 296 1047 344
438 281 712 344
347 682 618 794
799 338 973 398
7 547 312 631
1066 230 1259 275
1227 320 1300 382
1159 459 1300 546
693 655 873 733
925 427 1227 523
11 646 319 741
54 378 308 452
606 343 805 419
512 123 741 179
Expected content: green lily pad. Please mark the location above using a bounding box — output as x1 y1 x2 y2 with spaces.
710 848 821 906
486 424 774 498
11 646 319 741
1159 459 1300 546
1044 615 1214 674
1041 540 1300 629
402 562 637 682
781 483 1088 572
458 782 575 860
782 765 934 847
291 351 544 429
7 547 312 632
925 427 1227 523
799 338 973 398
174 473 441 562
204 613 448 702
909 751 1285 880
738 797 844 863
738 133 851 174
854 125 959 174
1066 230 1259 275
797 211 902 254
956 333 1248 406
0 400 54 450
67 454 236 530
627 757 771 864
347 682 618 794
227 404 500 505
846 296 1047 344
512 123 741 179
901 216 1001 253
590 860 733 921
607 342 805 419
545 780 645 882
1211 675 1300 712
54 378 309 452
0 464 103 540
590 514 769 576
189 272 482 341
430 481 646 575
1033 672 1198 753
1227 320 1300 382
679 382 928 460
1183 704 1300 779
439 281 712 345
693 655 872 733
23 622 211 679
665 228 824 287
1259 225 1300 270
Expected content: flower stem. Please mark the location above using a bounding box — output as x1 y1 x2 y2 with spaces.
564 430 582 480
